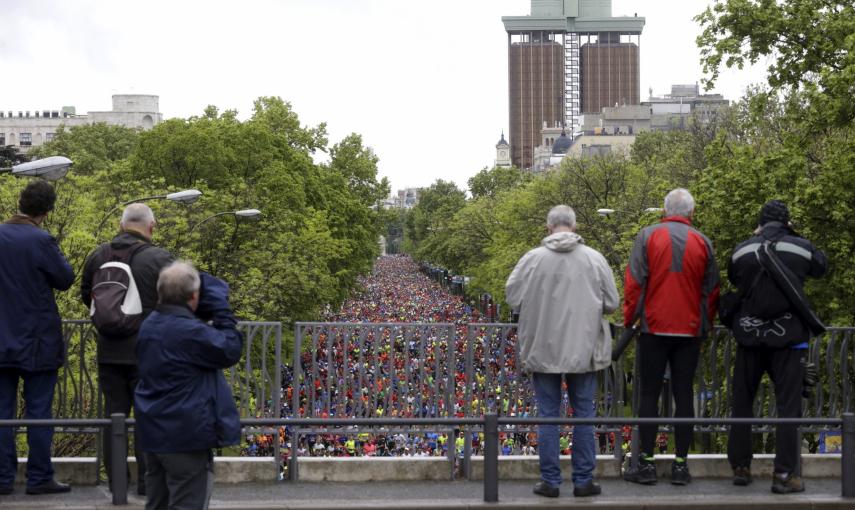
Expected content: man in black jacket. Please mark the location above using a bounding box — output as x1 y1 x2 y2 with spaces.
726 200 827 494
80 203 173 495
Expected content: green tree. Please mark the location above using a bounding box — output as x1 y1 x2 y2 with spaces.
696 0 855 125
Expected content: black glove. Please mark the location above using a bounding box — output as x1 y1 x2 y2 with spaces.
802 360 817 399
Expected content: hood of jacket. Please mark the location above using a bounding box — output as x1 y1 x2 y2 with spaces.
542 231 582 252
110 230 151 249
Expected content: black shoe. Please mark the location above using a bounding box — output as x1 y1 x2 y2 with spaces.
533 481 560 498
733 466 753 486
137 483 146 496
26 479 71 495
771 472 804 494
624 459 657 485
671 460 691 485
0 486 12 495
573 481 601 497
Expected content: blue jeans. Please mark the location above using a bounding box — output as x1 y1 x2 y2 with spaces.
0 369 58 487
533 371 597 488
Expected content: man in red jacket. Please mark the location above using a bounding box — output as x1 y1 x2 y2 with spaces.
623 188 719 486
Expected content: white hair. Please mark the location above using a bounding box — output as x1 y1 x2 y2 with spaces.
120 203 155 228
546 205 576 229
663 188 695 218
157 261 200 305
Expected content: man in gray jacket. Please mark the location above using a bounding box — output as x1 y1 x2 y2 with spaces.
506 205 619 498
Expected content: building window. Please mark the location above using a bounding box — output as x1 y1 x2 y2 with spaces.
45 132 55 142
0 133 4 145
20 133 32 146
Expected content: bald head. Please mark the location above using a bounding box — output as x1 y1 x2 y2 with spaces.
121 203 155 240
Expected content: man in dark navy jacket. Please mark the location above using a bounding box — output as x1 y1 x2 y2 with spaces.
0 181 75 495
727 200 827 494
135 261 242 509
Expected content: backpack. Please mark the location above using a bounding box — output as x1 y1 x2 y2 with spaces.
89 242 150 338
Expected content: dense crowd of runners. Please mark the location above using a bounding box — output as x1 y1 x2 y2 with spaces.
242 255 630 461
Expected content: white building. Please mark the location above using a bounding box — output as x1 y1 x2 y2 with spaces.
394 188 420 209
0 94 163 152
531 84 729 172
494 133 511 168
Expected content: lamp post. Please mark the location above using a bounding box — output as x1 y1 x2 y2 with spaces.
186 209 261 239
597 207 662 216
94 189 203 240
0 156 73 180
184 209 261 272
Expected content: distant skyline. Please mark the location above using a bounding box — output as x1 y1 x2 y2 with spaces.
1 1 768 194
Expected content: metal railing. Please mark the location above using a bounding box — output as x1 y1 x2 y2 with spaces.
14 321 282 465
17 321 854 487
2 413 850 506
291 323 854 427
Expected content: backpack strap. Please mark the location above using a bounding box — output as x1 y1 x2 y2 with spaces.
102 241 151 266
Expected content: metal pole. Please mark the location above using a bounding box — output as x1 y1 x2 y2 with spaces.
110 413 128 505
843 413 855 498
449 427 458 480
288 430 300 481
484 414 499 503
630 344 641 471
463 429 472 480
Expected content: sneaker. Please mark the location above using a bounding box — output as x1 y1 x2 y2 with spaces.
533 481 560 498
624 458 657 485
25 479 71 495
733 466 753 486
771 472 804 494
0 486 12 495
573 481 602 497
671 459 691 485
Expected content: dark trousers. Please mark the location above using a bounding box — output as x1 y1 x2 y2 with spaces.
637 334 701 458
727 346 803 474
0 369 57 487
99 363 145 487
144 450 213 510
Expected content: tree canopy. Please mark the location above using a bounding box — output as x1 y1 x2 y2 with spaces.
1 97 386 329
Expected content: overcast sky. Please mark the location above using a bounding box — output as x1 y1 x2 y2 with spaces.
1 0 768 193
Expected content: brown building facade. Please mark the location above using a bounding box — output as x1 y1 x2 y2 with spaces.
508 34 565 170
580 36 640 114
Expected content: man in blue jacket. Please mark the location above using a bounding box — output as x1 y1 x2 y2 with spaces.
135 261 242 509
0 180 75 495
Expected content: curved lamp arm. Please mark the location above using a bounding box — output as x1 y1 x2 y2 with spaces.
94 189 202 240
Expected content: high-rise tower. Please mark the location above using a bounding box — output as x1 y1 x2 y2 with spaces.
502 0 644 169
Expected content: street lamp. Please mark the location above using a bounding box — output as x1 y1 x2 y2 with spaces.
597 207 662 217
187 209 262 238
0 156 73 180
94 189 203 240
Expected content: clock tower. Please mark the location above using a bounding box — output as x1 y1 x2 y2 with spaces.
495 132 511 168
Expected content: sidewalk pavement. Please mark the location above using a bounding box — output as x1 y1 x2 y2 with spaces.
0 478 849 509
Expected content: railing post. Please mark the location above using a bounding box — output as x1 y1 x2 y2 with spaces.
630 348 641 471
843 413 855 498
289 430 300 481
463 427 472 480
110 413 128 505
484 414 499 503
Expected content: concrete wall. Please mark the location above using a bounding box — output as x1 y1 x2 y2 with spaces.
15 454 842 485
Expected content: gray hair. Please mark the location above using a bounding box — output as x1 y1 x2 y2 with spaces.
157 261 200 305
121 203 155 229
546 205 576 229
663 188 695 218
